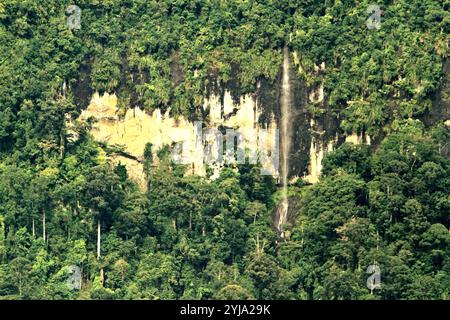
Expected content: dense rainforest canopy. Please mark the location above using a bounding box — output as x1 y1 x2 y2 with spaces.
0 0 449 299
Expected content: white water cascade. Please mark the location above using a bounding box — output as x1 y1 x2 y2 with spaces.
276 47 292 238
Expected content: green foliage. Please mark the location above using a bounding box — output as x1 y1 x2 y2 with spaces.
285 122 449 300
0 0 448 301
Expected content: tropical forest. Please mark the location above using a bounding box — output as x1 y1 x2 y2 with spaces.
0 0 449 300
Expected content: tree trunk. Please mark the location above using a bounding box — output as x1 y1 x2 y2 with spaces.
79 267 83 290
42 210 46 241
189 212 192 231
98 218 104 285
97 219 101 260
60 130 65 159
32 218 35 238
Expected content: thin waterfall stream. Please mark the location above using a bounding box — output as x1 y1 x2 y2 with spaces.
276 47 292 239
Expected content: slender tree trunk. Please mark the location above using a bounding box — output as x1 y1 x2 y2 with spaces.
189 212 192 231
42 210 46 241
98 219 104 287
79 267 83 290
32 218 35 238
97 219 101 260
301 224 304 247
60 130 65 159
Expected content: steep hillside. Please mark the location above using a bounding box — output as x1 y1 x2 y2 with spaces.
0 1 448 300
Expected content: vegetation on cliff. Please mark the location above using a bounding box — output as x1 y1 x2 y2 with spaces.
0 0 448 299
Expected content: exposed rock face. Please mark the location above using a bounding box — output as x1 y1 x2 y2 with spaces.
75 50 381 189
423 59 450 127
80 92 195 162
345 132 372 146
77 91 280 188
303 119 337 184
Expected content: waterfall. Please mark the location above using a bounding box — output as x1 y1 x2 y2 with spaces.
276 47 292 238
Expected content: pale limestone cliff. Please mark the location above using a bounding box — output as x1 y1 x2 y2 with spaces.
76 54 376 189
77 91 279 189
345 131 372 145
